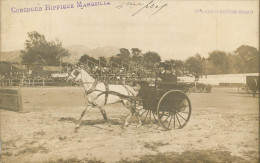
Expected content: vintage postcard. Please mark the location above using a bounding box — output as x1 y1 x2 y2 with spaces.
0 0 259 163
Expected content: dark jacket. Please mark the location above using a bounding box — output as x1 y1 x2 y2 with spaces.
158 72 177 83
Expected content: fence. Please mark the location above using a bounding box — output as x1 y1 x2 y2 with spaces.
0 87 22 111
199 73 259 85
0 79 75 87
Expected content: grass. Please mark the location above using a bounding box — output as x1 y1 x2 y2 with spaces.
2 152 13 156
33 131 46 136
3 139 17 147
118 150 249 163
17 145 49 155
43 157 104 163
144 141 169 151
242 150 259 161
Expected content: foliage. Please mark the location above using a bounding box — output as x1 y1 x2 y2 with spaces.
110 56 123 68
131 48 142 64
207 51 229 74
0 62 12 74
142 51 161 69
20 31 70 66
185 54 204 75
117 48 131 64
79 54 98 66
98 56 107 67
234 45 259 73
76 45 258 75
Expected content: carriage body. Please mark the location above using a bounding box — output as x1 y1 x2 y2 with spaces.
246 76 259 97
138 82 190 111
136 81 192 130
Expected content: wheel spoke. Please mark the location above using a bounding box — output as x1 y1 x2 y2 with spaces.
176 114 181 127
157 90 191 130
174 114 176 129
152 112 157 120
163 113 171 122
143 110 149 122
149 110 152 123
177 112 187 122
180 111 189 114
168 114 174 128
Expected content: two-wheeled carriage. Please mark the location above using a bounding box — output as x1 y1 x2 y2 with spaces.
68 66 192 131
134 81 192 130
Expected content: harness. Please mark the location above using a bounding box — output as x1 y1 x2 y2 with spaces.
84 80 137 106
72 68 139 105
84 80 109 105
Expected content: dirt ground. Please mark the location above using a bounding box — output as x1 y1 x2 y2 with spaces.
0 87 259 163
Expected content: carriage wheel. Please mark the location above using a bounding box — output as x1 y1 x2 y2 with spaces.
157 90 191 130
136 101 157 125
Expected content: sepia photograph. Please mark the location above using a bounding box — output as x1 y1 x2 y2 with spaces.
0 0 259 162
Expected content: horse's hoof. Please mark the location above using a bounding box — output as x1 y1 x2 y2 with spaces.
124 122 129 127
137 124 142 128
121 125 127 130
74 127 79 132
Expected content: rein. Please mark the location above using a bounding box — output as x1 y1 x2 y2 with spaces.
72 68 139 106
85 80 99 95
82 79 110 105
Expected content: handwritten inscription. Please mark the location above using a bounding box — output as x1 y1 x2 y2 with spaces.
116 0 167 17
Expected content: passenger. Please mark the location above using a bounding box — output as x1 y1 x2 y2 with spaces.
157 64 177 83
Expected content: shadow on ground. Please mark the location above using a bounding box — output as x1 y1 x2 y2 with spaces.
58 117 124 126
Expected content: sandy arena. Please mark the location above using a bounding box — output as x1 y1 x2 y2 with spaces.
0 87 259 163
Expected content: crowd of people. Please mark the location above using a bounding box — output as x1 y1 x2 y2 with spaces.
0 62 197 87
0 70 67 86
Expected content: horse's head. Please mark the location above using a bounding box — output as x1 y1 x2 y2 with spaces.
67 68 82 82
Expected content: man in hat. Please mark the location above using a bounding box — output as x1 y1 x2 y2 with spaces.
157 62 177 83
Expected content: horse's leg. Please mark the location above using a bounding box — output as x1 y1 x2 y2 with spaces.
123 100 135 128
130 101 142 128
134 106 143 128
99 107 112 129
75 105 92 132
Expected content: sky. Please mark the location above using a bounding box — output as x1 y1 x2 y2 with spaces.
1 0 259 60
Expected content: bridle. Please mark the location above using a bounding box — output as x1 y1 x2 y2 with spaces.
68 68 81 80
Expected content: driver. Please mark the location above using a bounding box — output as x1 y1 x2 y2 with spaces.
157 63 177 83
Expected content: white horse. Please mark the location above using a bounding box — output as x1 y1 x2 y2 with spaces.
68 67 142 131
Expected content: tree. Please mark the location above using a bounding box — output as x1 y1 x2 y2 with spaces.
20 31 69 66
208 51 229 74
0 62 12 75
143 51 161 69
117 48 131 64
234 45 259 73
227 53 244 73
131 48 142 64
185 54 203 75
98 56 107 67
166 59 184 70
79 54 98 66
110 56 122 68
